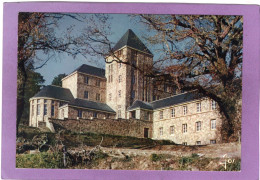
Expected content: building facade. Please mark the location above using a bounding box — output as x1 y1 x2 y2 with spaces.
29 29 222 145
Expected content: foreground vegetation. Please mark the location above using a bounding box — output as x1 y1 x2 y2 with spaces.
16 125 240 171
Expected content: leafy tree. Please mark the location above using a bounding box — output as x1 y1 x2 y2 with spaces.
51 73 67 87
21 67 45 125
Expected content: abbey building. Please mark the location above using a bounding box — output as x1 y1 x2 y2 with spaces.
29 29 222 145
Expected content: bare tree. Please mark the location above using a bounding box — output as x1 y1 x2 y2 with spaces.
17 12 86 133
135 15 243 141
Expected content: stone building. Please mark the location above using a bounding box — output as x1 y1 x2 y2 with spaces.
29 29 222 145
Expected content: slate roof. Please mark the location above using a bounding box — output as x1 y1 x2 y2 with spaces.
151 91 203 110
128 100 153 111
127 91 202 111
113 29 153 55
32 85 74 101
68 98 116 113
72 64 105 78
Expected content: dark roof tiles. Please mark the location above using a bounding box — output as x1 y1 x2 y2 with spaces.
32 85 74 101
127 92 202 111
72 64 105 78
113 29 153 55
128 100 153 111
69 98 116 113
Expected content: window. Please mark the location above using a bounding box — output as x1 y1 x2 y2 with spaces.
211 119 216 130
144 111 149 120
132 75 135 84
84 91 89 99
183 106 187 115
118 63 122 68
110 75 113 82
196 141 201 145
160 111 163 119
182 124 187 133
118 75 122 83
93 112 97 118
37 100 40 115
96 93 101 101
109 65 111 73
210 140 216 144
44 100 47 115
51 101 55 116
111 64 113 72
159 127 163 136
31 101 34 116
183 142 187 146
118 50 122 56
131 111 136 118
85 76 89 84
118 90 121 98
171 108 175 118
170 126 174 135
109 93 112 101
78 110 82 118
196 121 201 131
197 102 201 112
96 80 100 87
211 100 216 110
131 91 135 99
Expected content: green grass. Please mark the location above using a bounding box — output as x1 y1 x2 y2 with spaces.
16 152 63 168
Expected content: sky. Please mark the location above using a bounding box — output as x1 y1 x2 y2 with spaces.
34 14 157 85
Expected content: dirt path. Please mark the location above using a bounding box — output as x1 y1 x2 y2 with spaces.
84 142 241 159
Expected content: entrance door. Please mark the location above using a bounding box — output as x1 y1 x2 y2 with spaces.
144 128 149 138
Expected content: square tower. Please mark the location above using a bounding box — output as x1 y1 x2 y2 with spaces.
106 29 153 119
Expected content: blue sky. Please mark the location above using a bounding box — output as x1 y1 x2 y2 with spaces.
35 14 157 85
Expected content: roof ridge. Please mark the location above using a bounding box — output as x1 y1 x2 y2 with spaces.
151 91 196 103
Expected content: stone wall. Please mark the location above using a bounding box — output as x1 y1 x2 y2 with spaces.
50 118 153 138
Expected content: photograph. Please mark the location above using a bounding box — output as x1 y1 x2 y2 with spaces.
16 12 242 171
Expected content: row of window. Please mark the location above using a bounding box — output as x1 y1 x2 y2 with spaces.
159 119 216 136
84 76 101 87
84 91 101 101
159 100 217 119
108 90 136 101
182 140 216 146
31 100 55 117
77 110 100 118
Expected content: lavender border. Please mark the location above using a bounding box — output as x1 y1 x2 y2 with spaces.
2 2 259 180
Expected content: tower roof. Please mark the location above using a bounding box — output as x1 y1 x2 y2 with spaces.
113 29 153 55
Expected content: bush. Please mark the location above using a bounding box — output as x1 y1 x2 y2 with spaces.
150 154 163 162
16 152 63 168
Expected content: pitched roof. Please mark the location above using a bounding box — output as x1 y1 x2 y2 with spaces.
72 64 105 78
151 91 203 110
113 29 153 55
127 100 153 111
32 85 74 101
68 98 116 113
127 91 203 111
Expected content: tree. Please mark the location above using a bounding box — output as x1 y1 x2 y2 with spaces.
51 73 67 87
136 15 243 141
17 12 84 132
21 66 45 125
